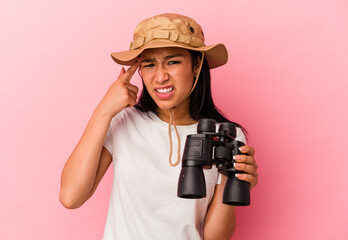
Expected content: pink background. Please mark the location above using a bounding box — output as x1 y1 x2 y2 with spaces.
1 0 347 239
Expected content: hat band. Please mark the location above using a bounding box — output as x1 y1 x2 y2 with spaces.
130 30 205 50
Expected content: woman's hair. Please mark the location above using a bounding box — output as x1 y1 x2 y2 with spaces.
134 50 247 134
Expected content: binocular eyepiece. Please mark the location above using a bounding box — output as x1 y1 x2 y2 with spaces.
177 119 250 206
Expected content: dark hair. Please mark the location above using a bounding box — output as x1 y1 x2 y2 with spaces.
134 50 247 135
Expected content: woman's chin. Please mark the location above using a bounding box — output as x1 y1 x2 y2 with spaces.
156 102 176 110
153 96 190 112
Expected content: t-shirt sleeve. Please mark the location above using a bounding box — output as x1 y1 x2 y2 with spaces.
103 120 113 156
217 127 247 184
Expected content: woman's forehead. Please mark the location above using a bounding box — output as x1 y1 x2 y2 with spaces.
140 47 190 59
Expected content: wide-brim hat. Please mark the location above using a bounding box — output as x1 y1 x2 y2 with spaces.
111 13 228 69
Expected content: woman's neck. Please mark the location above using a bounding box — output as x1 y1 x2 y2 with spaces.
156 103 197 125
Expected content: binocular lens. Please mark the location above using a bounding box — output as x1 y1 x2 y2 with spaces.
223 174 250 206
197 119 216 133
218 122 237 137
177 166 206 198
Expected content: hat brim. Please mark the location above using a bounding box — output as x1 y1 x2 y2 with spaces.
110 40 228 69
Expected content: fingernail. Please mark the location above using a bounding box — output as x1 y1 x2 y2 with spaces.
234 163 240 168
233 155 242 160
235 173 242 178
239 146 246 152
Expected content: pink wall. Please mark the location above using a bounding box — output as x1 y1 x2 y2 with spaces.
1 0 347 239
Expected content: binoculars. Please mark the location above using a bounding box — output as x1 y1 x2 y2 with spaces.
177 119 250 206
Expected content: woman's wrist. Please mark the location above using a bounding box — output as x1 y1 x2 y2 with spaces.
94 104 115 122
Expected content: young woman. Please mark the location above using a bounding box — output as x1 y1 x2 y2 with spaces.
60 13 258 240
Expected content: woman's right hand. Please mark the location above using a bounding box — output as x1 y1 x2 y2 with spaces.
98 62 141 118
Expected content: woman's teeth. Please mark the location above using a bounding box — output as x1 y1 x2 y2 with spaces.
156 87 173 93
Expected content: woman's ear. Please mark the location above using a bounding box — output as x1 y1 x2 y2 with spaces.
193 56 202 76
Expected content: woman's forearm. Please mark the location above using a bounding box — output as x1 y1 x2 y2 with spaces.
203 175 237 239
59 105 113 209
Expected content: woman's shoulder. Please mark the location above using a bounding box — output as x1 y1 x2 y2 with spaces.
109 107 152 128
118 107 143 119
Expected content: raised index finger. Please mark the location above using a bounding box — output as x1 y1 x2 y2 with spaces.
119 62 141 83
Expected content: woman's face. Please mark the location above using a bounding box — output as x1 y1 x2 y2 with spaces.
139 47 197 112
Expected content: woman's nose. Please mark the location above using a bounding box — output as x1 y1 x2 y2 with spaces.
154 66 169 83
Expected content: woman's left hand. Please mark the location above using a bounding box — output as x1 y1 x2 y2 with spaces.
233 145 258 190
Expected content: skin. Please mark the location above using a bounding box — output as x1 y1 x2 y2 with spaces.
59 47 258 239
139 47 199 125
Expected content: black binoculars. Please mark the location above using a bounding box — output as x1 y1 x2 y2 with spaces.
177 119 250 206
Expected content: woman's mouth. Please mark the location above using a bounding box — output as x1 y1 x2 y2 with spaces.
156 87 173 93
155 86 174 99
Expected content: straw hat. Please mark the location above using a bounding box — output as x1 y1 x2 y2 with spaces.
111 13 228 69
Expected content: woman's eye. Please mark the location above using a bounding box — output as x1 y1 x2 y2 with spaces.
142 63 155 68
168 61 180 65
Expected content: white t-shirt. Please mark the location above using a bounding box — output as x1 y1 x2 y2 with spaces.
102 107 246 240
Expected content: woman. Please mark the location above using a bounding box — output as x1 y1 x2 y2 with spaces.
60 13 258 239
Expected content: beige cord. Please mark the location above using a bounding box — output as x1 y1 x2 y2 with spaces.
168 109 181 167
168 52 204 167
